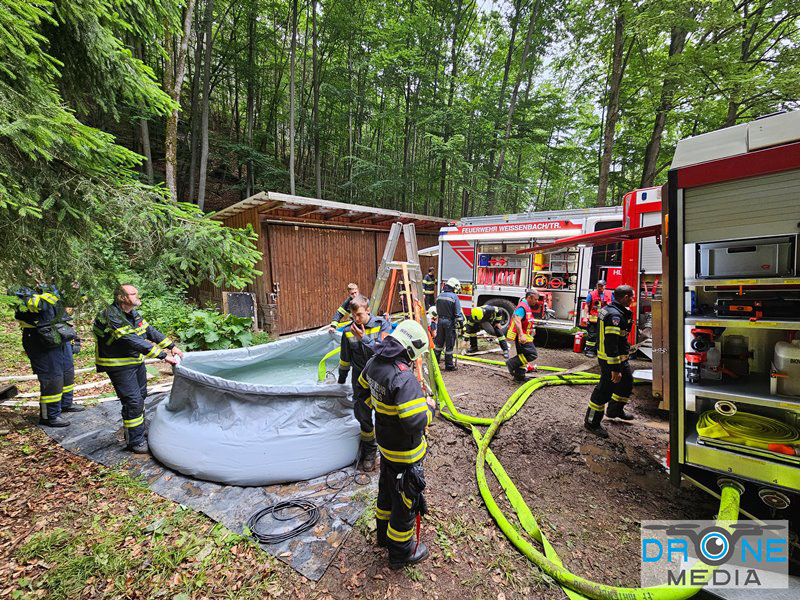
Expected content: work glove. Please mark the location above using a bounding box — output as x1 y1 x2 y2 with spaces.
71 336 81 355
337 371 348 384
397 463 428 516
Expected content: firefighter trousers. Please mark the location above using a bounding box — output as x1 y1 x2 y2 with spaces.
376 459 423 561
585 319 599 351
586 359 633 426
23 336 75 421
352 372 376 458
464 321 508 353
506 339 538 379
424 294 434 310
433 318 457 368
107 364 148 448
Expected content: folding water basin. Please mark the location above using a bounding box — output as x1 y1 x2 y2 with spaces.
148 330 359 486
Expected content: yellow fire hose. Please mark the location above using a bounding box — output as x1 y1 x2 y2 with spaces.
317 346 743 599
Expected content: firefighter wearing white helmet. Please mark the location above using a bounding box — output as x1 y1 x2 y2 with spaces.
426 305 438 336
434 278 464 370
354 319 435 569
464 305 509 359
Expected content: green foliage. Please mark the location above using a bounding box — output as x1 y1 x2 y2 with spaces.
174 309 254 351
0 0 261 311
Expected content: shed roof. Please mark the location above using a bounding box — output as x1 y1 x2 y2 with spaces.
212 192 449 232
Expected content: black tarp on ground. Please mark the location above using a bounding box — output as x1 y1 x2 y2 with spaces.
40 393 376 581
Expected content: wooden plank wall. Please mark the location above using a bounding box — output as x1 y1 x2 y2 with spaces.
193 216 440 335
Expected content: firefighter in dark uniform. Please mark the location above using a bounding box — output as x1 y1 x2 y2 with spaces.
10 284 83 427
354 320 434 569
505 289 540 382
582 279 612 358
463 305 510 359
329 283 360 332
422 268 437 310
584 284 636 438
93 284 181 453
338 295 392 471
433 277 464 371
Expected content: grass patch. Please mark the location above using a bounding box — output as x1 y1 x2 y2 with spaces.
354 493 377 538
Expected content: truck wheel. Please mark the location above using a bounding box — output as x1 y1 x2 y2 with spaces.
483 298 517 335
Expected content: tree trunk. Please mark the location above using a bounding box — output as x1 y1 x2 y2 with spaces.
140 118 154 184
439 0 464 218
312 0 321 198
596 4 627 208
164 0 197 201
197 0 215 210
485 0 521 214
187 4 206 202
289 0 297 194
245 3 256 198
640 25 688 187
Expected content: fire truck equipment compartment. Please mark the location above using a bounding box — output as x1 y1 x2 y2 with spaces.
148 330 360 486
697 235 795 279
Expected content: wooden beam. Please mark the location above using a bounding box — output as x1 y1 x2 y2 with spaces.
351 213 376 224
292 206 320 218
256 200 284 215
322 209 349 219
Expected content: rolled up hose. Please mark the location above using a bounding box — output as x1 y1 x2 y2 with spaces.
698 410 800 456
430 356 743 600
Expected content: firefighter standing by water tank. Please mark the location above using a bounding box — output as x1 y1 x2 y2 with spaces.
337 295 391 472
584 284 636 438
464 305 509 359
422 268 437 310
505 289 540 383
329 283 361 332
93 284 182 453
354 320 435 569
10 284 83 427
434 278 464 371
581 279 612 358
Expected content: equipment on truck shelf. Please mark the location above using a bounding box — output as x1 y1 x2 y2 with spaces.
696 235 796 279
714 296 800 320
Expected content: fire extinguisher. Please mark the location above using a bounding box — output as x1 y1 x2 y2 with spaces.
573 332 585 354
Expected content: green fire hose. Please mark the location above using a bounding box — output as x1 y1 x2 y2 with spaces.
317 346 743 599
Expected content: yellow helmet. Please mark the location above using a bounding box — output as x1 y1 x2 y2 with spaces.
471 307 484 321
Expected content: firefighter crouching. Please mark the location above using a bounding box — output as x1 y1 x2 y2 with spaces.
10 284 83 427
422 267 437 310
338 294 392 471
581 279 612 358
434 277 464 371
354 320 435 569
464 305 510 359
329 282 360 333
584 284 636 438
505 289 540 383
93 284 182 453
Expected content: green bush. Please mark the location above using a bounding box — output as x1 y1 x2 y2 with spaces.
174 310 255 351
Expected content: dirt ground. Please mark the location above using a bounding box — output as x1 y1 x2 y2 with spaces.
0 337 721 599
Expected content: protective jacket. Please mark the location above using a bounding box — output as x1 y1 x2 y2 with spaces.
11 285 77 349
597 301 632 370
434 287 464 324
93 303 172 372
507 299 534 342
338 315 391 381
422 274 436 296
330 296 353 328
584 289 612 322
466 305 502 325
356 338 433 465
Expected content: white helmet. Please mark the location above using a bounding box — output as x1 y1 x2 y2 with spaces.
446 277 461 292
427 306 437 318
390 320 429 362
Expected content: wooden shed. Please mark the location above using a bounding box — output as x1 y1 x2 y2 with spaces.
194 192 449 335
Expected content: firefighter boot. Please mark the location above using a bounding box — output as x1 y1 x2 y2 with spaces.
506 355 528 383
62 405 85 413
500 339 510 360
360 442 377 472
444 353 457 371
377 519 388 548
606 399 634 421
434 349 442 363
129 440 150 454
584 405 608 439
39 416 70 428
389 542 429 570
